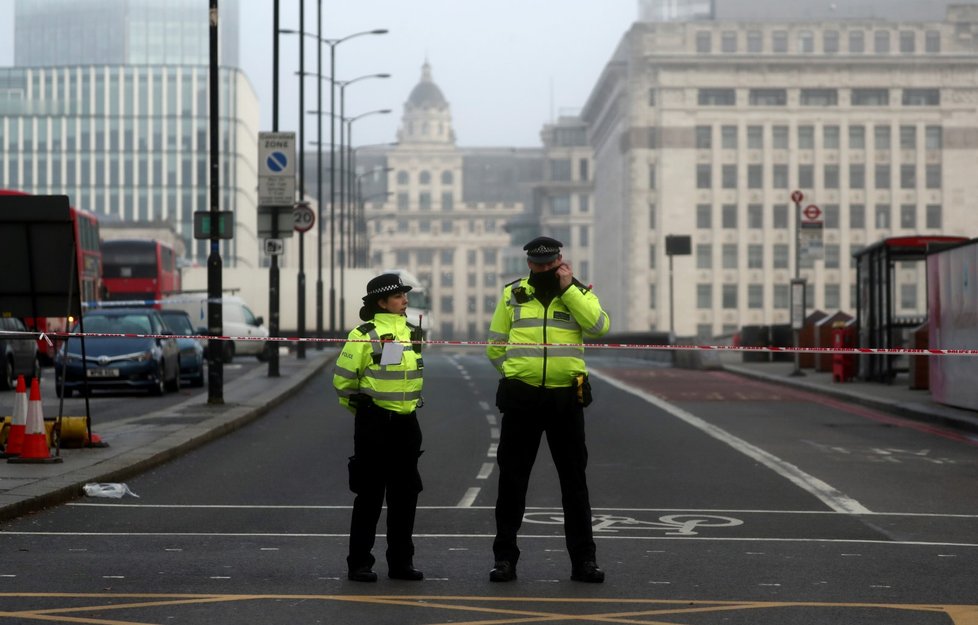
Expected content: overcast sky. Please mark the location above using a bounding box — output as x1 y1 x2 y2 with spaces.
245 1 638 148
0 1 637 148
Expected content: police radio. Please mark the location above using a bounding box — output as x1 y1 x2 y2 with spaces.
410 314 424 353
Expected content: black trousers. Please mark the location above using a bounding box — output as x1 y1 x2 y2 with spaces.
492 383 596 567
347 404 423 571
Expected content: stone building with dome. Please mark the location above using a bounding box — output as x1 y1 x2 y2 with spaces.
307 62 593 340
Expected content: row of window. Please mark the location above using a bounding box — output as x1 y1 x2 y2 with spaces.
396 170 453 186
695 28 941 56
690 282 919 312
692 163 942 191
688 203 942 231
695 124 942 151
0 116 225 154
698 88 939 107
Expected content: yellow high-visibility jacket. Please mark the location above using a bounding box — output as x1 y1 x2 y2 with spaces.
333 313 423 414
486 278 610 388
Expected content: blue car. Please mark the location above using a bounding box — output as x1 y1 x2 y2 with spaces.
159 309 206 387
55 308 180 397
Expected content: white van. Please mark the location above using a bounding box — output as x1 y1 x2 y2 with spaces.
166 294 270 363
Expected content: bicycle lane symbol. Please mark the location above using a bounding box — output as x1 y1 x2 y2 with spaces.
523 513 743 536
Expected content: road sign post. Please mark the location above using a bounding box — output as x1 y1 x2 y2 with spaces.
790 190 806 378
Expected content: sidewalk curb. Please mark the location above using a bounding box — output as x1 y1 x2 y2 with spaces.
0 354 334 523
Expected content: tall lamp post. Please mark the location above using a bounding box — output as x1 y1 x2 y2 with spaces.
340 108 391 329
352 167 393 266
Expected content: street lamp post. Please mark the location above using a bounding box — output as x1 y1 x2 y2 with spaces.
352 167 393 266
340 108 391 329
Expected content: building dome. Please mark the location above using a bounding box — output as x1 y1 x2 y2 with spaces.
406 61 447 109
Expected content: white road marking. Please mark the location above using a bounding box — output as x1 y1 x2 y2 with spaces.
476 463 494 480
488 443 498 458
490 427 500 440
479 401 490 412
486 413 497 426
456 487 480 508
591 369 871 515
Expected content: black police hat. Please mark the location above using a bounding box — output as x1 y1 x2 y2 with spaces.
362 273 413 303
523 236 563 263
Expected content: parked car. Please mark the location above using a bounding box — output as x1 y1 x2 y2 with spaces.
159 309 205 387
54 308 180 397
0 317 41 390
167 294 270 363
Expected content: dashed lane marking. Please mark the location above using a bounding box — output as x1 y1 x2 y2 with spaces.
456 488 480 508
0 595 974 625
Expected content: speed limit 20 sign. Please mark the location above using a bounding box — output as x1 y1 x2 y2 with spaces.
293 202 315 233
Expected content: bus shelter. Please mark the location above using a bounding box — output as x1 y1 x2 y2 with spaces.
854 235 967 383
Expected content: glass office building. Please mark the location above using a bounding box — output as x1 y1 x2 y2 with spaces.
0 0 258 267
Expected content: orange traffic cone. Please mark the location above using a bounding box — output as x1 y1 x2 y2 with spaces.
2 375 28 458
8 378 62 464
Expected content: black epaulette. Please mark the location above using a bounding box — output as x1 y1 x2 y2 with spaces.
355 322 375 334
505 277 523 288
572 278 591 293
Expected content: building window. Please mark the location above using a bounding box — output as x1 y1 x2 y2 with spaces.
699 88 736 105
874 30 891 53
773 244 789 269
853 89 889 106
825 284 841 310
773 164 788 188
849 30 865 53
649 245 656 269
697 285 712 309
773 125 789 149
579 158 589 181
696 243 712 269
696 125 712 148
899 31 915 54
747 30 763 53
874 125 891 149
773 204 788 229
900 165 916 189
825 204 840 229
722 284 738 309
926 204 942 229
925 30 941 53
900 204 916 229
748 284 764 309
901 284 917 309
824 30 839 53
748 165 762 189
850 204 865 229
579 194 590 213
722 165 737 189
721 31 737 53
696 164 712 188
721 125 737 149
926 164 941 189
748 204 763 229
579 225 589 247
550 158 572 181
649 166 656 189
798 125 815 149
849 125 865 149
772 30 788 53
440 296 453 313
696 31 712 53
824 244 840 269
696 204 712 229
925 125 942 149
419 192 432 210
441 170 453 184
798 31 814 53
903 88 940 106
749 89 787 106
397 192 409 210
850 164 865 189
649 284 657 308
774 284 789 308
824 125 840 149
440 249 454 264
900 125 917 149
441 271 454 287
722 243 738 268
875 164 891 188
747 244 763 268
649 203 656 228
824 165 840 189
801 89 838 106
798 164 814 188
442 192 453 211
419 170 431 184
875 204 891 229
722 204 737 228
747 125 763 149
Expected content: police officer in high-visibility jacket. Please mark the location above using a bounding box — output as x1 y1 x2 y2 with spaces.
486 236 611 584
333 273 425 583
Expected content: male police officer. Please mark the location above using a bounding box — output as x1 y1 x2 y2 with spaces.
485 236 611 583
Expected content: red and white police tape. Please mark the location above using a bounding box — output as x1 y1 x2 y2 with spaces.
3 329 977 357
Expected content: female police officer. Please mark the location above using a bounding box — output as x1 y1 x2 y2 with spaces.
333 273 425 582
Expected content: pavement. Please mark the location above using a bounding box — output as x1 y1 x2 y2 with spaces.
1 347 976 523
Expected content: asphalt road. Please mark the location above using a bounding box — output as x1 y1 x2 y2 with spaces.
1 351 976 624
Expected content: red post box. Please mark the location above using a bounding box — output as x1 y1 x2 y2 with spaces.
832 319 857 383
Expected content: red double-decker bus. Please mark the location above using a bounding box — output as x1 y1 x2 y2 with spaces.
100 239 181 309
0 189 103 363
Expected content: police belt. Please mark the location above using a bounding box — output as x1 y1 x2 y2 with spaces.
356 394 416 420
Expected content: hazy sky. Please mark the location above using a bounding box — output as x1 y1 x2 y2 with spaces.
0 1 638 148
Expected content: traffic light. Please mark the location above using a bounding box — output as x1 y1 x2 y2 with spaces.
193 211 234 239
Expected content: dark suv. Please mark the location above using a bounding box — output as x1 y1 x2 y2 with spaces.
0 317 40 390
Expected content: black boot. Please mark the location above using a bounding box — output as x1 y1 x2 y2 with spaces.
348 564 378 582
489 560 517 582
571 560 605 583
388 564 424 581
